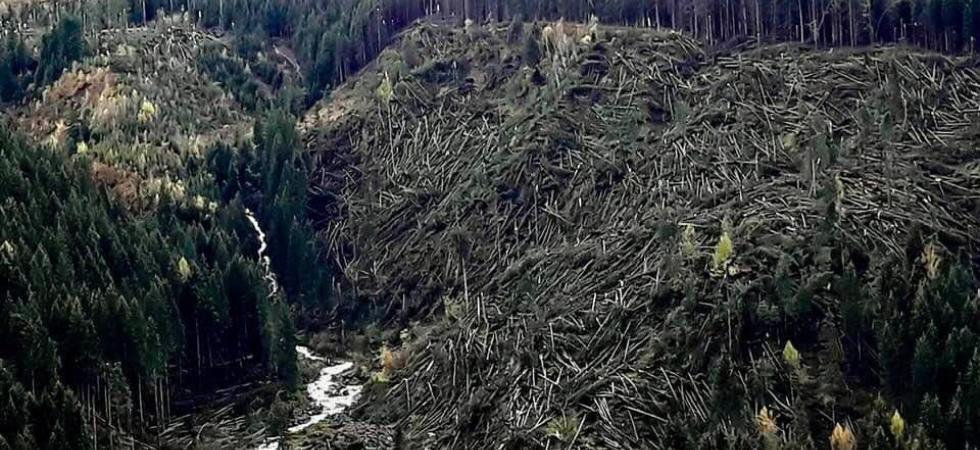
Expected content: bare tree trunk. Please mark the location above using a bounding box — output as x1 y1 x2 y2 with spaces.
693 10 699 40
708 14 713 43
810 0 818 45
153 376 159 426
722 0 728 39
158 376 165 425
829 5 835 44
166 371 171 420
799 0 806 41
742 0 749 37
92 385 98 450
672 0 677 28
729 0 735 38
656 0 662 28
195 317 201 380
138 375 144 425
734 0 738 36
105 374 111 447
771 0 777 38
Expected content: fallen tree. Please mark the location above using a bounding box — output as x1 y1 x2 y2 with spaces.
304 20 980 449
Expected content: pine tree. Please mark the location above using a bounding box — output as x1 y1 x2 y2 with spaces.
919 393 945 437
35 15 85 86
960 351 980 444
0 59 20 103
913 324 941 401
0 38 28 103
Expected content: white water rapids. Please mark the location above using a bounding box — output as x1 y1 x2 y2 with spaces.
245 211 362 449
255 346 363 450
244 208 280 296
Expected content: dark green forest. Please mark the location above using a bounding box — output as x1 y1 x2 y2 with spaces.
0 36 33 103
0 118 316 446
0 15 332 439
1 15 85 103
0 11 340 446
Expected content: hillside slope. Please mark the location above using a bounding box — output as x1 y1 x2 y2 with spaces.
303 21 980 449
0 17 332 448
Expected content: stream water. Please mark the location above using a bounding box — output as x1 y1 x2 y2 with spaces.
245 212 362 449
244 208 280 296
255 346 363 450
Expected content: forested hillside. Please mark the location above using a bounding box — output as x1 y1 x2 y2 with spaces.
0 9 336 446
0 122 302 447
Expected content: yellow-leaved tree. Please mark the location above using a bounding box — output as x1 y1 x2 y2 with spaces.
137 99 157 124
177 256 192 281
376 72 394 104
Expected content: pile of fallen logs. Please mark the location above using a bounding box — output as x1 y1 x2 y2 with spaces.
304 20 980 449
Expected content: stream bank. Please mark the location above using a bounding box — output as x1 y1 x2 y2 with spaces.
246 195 394 449
255 346 374 449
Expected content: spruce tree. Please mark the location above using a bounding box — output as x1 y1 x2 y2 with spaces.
35 15 85 87
0 59 19 103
